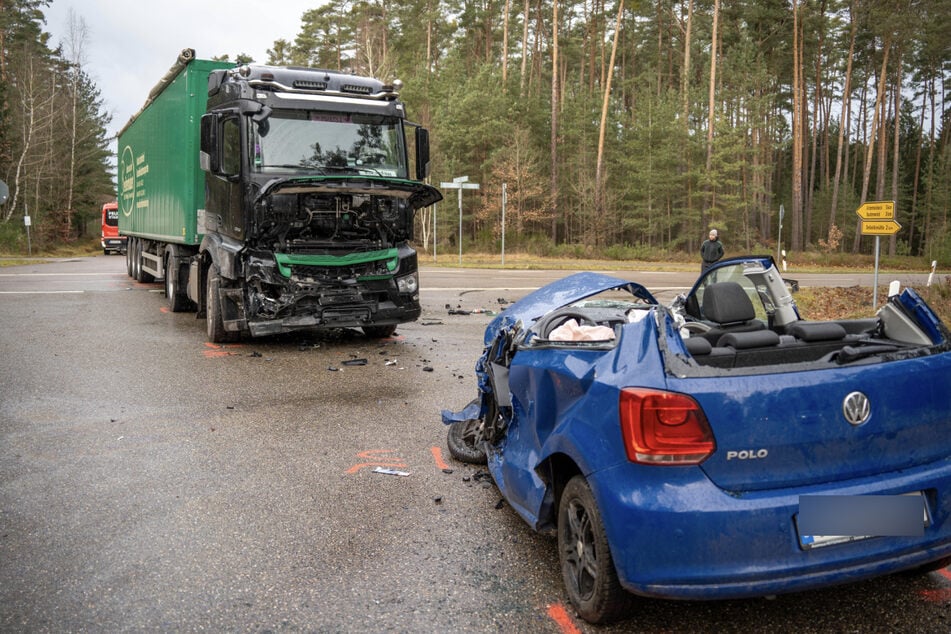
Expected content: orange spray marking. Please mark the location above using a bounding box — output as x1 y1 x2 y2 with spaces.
346 449 407 474
546 603 581 634
430 446 450 471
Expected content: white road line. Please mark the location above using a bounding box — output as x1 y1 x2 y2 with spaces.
0 290 85 294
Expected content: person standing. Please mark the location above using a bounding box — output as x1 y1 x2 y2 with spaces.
700 229 724 273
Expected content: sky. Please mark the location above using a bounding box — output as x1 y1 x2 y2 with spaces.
43 0 322 143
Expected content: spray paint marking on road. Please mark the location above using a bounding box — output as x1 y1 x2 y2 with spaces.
919 566 951 602
346 449 408 474
430 446 450 471
546 603 582 634
203 342 244 358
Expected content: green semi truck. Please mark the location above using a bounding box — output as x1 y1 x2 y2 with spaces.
119 49 441 342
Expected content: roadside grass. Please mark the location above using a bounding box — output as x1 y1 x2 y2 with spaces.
795 276 951 324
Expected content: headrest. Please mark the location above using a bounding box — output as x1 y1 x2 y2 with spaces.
717 330 781 349
787 321 847 342
702 282 756 325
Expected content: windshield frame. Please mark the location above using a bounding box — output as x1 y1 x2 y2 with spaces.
250 109 408 179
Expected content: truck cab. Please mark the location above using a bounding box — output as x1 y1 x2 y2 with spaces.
193 64 442 340
100 202 126 254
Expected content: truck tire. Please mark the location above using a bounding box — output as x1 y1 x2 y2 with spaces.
133 239 154 283
206 267 239 343
362 324 397 338
164 254 192 312
126 238 135 277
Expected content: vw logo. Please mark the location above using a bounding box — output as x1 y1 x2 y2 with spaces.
843 391 871 426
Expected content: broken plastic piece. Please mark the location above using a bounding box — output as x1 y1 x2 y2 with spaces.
373 466 410 477
342 358 368 366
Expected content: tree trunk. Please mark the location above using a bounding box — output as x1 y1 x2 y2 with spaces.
550 0 559 242
852 35 890 253
888 45 902 255
791 0 803 251
830 2 856 238
595 0 624 244
704 0 719 224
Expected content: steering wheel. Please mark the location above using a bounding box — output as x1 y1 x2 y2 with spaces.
535 309 598 339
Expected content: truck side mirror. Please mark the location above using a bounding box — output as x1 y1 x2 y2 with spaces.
415 127 431 180
200 114 219 173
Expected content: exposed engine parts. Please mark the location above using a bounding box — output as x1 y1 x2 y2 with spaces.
255 191 410 249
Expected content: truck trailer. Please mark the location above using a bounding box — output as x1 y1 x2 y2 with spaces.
119 49 441 342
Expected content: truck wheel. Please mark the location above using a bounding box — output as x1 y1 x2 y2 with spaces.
206 268 239 343
164 255 191 312
126 238 135 277
133 239 154 283
362 324 397 338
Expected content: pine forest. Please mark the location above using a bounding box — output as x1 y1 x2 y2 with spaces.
2 0 949 262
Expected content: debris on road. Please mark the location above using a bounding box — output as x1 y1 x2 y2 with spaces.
373 466 411 477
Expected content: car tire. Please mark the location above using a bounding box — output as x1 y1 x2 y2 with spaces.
446 418 487 464
558 475 632 624
206 267 239 343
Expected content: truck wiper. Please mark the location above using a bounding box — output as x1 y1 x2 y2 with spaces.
835 343 901 365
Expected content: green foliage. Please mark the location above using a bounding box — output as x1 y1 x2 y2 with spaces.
12 0 949 258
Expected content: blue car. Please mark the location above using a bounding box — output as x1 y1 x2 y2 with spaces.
443 256 951 623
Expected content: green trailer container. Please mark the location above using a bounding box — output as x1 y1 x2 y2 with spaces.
117 56 233 244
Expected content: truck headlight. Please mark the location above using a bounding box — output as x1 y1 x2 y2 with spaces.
396 273 418 294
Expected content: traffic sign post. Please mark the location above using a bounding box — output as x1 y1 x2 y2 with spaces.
855 201 900 309
439 176 480 265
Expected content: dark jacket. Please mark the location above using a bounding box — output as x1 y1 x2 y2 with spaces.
700 238 723 265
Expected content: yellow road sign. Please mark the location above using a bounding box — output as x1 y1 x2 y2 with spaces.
860 219 901 235
855 201 895 220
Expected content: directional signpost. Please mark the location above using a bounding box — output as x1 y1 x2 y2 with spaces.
856 201 900 308
440 176 480 265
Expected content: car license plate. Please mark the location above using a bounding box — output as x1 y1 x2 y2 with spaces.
796 492 931 550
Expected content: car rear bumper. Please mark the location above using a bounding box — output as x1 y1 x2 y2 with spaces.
591 458 951 600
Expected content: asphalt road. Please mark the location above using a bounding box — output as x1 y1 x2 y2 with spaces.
2 256 950 633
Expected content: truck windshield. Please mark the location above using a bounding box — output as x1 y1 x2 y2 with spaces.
252 110 407 178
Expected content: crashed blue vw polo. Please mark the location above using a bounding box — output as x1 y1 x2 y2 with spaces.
443 256 951 623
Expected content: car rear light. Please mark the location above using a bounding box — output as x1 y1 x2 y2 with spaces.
619 388 715 465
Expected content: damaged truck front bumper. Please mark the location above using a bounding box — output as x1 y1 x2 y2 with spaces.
234 246 421 336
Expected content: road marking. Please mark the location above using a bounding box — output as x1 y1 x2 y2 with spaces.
919 566 951 602
547 603 582 634
430 446 450 471
0 290 84 294
346 449 408 475
0 272 118 276
202 342 244 358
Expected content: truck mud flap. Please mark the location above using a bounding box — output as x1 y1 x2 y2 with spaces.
220 287 247 332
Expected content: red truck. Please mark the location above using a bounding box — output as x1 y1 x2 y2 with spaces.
100 202 126 255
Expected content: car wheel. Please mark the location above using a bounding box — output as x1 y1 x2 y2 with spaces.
362 324 397 338
446 418 488 464
206 267 238 343
558 475 632 624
